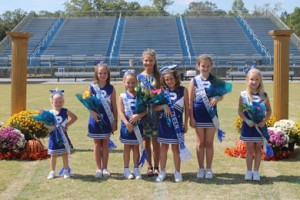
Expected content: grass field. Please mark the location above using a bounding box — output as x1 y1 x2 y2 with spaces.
0 82 299 200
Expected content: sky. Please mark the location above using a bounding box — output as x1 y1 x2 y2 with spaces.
0 0 297 15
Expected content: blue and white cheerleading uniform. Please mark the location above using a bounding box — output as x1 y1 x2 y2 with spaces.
193 75 216 128
88 84 114 139
119 92 143 145
158 86 185 144
240 91 267 142
48 108 69 155
137 73 160 137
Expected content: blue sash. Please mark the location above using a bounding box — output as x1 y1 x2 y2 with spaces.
164 89 191 162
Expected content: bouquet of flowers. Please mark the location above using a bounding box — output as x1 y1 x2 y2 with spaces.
75 91 106 131
76 91 117 149
207 75 232 97
240 102 269 140
0 127 26 152
274 120 300 146
7 110 49 140
31 110 56 126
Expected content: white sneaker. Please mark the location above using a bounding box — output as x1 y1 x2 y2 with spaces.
63 169 70 179
252 171 260 181
102 169 110 178
205 169 213 179
124 168 134 180
174 171 182 182
156 171 166 182
196 168 205 179
133 168 142 180
245 171 253 181
95 169 102 178
47 171 55 180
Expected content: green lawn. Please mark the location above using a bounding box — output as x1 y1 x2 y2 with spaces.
0 82 299 200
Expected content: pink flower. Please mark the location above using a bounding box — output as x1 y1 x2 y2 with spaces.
150 89 161 95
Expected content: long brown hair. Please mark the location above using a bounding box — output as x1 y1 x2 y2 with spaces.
93 62 111 85
142 48 160 89
160 70 181 90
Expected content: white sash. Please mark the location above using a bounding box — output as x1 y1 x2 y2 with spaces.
121 93 145 154
195 76 220 130
92 83 114 126
240 91 271 155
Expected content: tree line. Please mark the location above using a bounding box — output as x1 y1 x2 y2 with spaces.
0 0 299 42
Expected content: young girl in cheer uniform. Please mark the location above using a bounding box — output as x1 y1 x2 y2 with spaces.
119 71 147 179
155 66 189 183
88 62 118 178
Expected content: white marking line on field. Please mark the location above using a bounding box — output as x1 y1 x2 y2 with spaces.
0 162 38 200
154 182 168 200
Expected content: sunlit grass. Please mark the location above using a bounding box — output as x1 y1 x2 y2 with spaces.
0 82 299 199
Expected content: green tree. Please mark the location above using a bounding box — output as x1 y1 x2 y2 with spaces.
183 1 226 16
151 0 174 15
282 7 300 36
0 9 27 42
64 0 96 16
228 0 249 16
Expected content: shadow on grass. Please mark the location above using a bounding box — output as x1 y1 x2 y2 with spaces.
71 148 123 154
68 172 300 185
180 172 300 185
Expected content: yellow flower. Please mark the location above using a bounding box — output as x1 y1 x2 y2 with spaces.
82 90 91 99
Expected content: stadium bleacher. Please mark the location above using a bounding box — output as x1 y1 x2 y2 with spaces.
0 15 299 71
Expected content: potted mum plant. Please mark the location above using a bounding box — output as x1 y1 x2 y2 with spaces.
274 120 300 151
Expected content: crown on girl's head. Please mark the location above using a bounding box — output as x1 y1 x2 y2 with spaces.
160 64 178 73
50 88 64 98
122 69 135 75
94 60 106 66
142 49 156 57
244 65 257 74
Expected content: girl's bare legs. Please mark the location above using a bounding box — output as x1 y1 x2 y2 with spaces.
123 144 131 168
61 153 69 169
50 155 57 171
254 142 263 171
159 144 169 172
195 128 205 169
94 139 102 170
171 144 180 172
205 128 216 169
144 137 153 175
132 145 139 167
246 142 255 171
152 138 160 174
101 138 109 170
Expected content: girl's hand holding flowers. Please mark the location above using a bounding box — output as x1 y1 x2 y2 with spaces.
129 114 140 125
258 118 267 128
90 110 98 121
125 122 135 133
163 105 171 117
